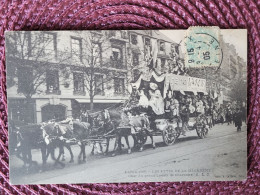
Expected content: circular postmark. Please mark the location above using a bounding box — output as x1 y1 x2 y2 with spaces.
179 31 223 70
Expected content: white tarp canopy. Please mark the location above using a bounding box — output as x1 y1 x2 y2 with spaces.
130 71 207 98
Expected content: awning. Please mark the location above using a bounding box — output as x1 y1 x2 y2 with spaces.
75 99 89 103
75 99 125 104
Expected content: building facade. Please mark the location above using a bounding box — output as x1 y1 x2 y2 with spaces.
6 30 181 123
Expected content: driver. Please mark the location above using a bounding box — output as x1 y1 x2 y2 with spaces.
180 104 190 136
169 94 180 118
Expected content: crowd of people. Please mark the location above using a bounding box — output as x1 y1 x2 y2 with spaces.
126 83 246 132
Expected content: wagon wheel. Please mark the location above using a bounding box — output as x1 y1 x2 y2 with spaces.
162 125 178 146
196 114 209 139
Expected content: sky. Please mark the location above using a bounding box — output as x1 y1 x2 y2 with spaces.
159 29 247 62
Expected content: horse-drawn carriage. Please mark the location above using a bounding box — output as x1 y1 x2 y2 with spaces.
128 112 211 148
10 72 213 171
125 72 212 147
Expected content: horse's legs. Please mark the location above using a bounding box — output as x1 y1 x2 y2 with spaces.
132 135 137 149
103 138 110 155
54 145 65 168
82 143 86 163
56 146 64 162
124 136 131 154
148 131 156 149
78 143 83 163
65 144 74 163
99 143 103 154
111 135 120 156
40 146 47 172
15 146 27 167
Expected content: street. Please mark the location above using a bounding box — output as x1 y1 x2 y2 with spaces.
10 123 247 184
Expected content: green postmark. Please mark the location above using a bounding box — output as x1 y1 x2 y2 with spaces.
184 26 223 68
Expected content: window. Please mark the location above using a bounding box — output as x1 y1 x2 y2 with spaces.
95 74 104 95
17 67 33 94
46 70 60 94
159 41 165 52
144 37 152 61
161 58 166 70
144 37 151 46
114 78 125 95
73 72 84 93
131 34 138 45
108 31 116 37
132 52 139 66
112 48 121 60
93 43 101 65
111 47 123 68
121 31 128 39
71 37 82 61
43 33 57 58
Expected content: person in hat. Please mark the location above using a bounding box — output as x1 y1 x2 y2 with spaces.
130 86 140 105
138 89 149 109
233 107 243 131
149 83 165 115
164 90 173 110
169 94 180 117
180 103 190 136
196 96 205 115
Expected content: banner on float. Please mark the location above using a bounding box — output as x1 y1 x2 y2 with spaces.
164 74 206 96
187 76 207 93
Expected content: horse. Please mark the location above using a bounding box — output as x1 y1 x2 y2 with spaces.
52 119 92 164
91 113 116 155
42 122 75 166
10 123 51 172
126 111 156 152
100 106 155 155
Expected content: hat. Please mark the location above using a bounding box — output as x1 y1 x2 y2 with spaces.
149 82 158 90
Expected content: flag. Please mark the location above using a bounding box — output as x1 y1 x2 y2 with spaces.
151 39 158 68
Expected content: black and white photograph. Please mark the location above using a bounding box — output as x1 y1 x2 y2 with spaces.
5 29 247 184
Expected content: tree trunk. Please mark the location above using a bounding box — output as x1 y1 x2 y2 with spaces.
90 95 94 111
24 97 35 123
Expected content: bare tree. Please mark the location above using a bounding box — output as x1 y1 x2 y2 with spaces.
6 31 70 122
69 31 133 111
229 78 247 103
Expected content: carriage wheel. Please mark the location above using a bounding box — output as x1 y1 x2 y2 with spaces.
162 125 178 146
196 114 209 139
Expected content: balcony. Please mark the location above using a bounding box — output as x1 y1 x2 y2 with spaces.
46 89 61 95
73 90 86 96
108 31 128 43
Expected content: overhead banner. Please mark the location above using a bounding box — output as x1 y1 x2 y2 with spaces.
187 76 207 93
164 74 206 97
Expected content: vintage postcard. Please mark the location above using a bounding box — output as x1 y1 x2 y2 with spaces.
5 28 247 184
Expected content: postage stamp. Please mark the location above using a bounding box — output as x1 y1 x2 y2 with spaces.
184 26 223 68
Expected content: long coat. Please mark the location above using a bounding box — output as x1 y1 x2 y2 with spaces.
233 110 242 127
